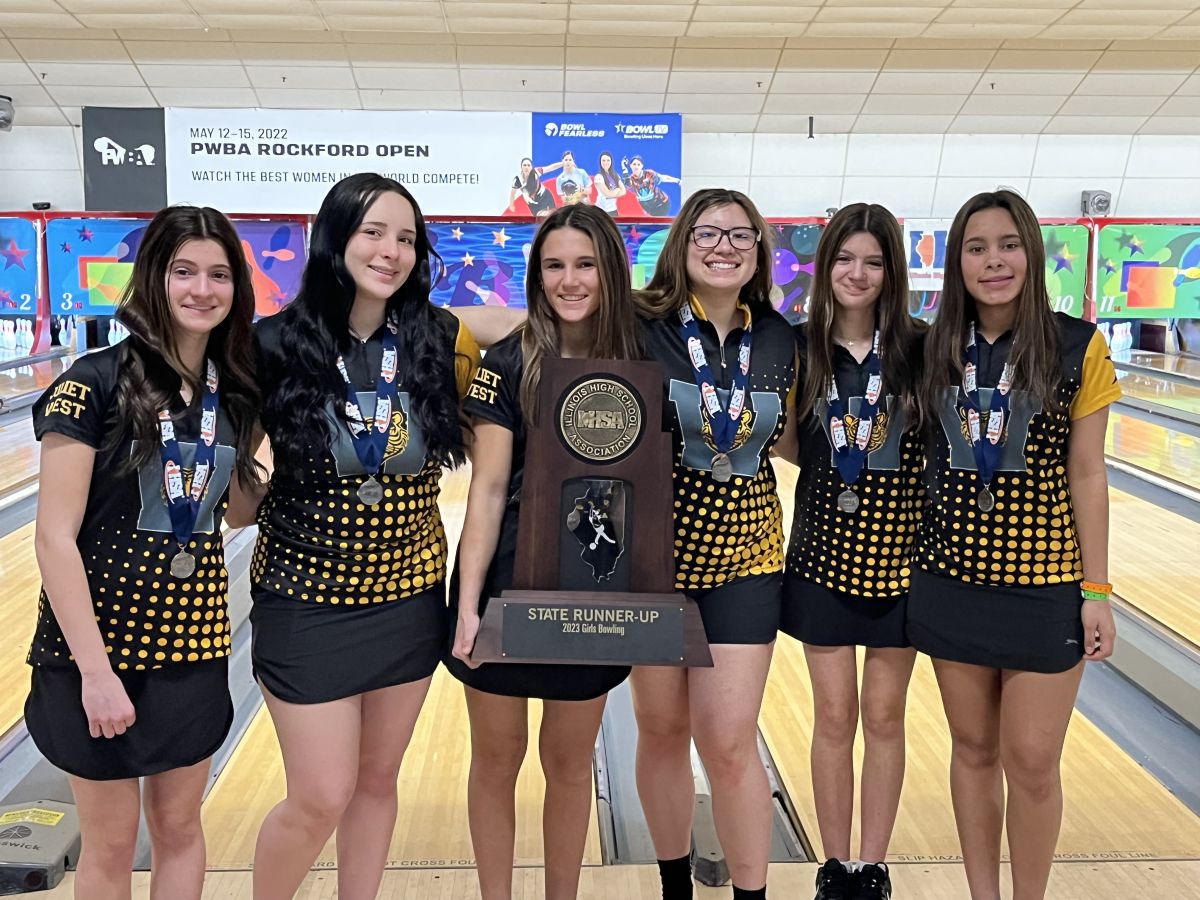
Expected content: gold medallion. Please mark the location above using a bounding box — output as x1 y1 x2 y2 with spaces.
558 377 644 464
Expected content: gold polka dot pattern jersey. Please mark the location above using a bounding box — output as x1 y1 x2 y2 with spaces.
915 314 1121 587
252 310 480 605
29 346 234 670
787 332 925 598
641 299 797 592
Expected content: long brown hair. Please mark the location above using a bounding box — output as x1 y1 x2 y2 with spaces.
520 204 643 422
801 203 923 419
635 188 773 319
917 190 1060 428
111 206 263 487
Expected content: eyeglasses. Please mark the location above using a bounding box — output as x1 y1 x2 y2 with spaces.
689 225 760 251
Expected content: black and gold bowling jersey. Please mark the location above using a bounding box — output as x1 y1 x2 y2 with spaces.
786 330 925 598
251 310 480 604
641 298 796 592
914 313 1121 587
462 331 527 505
29 347 237 670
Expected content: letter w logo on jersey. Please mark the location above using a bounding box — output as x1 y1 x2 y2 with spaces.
93 136 157 166
935 386 1037 472
668 379 781 479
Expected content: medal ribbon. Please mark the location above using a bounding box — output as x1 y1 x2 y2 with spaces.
825 330 883 488
960 322 1013 491
337 321 400 477
676 303 753 457
157 359 220 553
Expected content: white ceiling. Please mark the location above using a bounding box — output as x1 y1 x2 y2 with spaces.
2 0 1200 134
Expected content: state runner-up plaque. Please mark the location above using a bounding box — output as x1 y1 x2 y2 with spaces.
471 358 712 667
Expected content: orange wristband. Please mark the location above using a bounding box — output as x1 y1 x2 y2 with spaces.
1081 580 1113 595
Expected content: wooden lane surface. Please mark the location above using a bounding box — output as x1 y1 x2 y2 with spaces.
1109 486 1200 649
200 465 603 870
41 860 1200 898
1118 371 1200 416
1118 351 1200 381
766 462 1200 863
1108 411 1200 490
0 410 38 496
0 521 38 737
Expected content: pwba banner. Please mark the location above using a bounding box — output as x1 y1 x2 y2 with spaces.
160 109 683 217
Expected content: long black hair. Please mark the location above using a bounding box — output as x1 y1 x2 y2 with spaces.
262 173 466 476
111 205 262 488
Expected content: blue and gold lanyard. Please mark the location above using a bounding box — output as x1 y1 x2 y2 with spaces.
677 303 753 482
825 330 881 512
158 359 219 579
337 321 400 504
960 323 1013 511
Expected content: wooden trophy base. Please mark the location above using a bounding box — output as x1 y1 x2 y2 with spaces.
470 590 713 668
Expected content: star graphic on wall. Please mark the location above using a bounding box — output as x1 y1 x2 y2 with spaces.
1115 230 1135 250
1043 231 1067 260
78 226 94 242
1 240 30 270
1103 258 1117 275
1052 246 1075 273
1127 236 1144 256
60 241 72 253
492 228 510 248
461 252 475 266
451 227 464 240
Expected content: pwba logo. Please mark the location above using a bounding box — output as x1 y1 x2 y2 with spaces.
93 136 157 166
544 122 605 138
615 123 670 136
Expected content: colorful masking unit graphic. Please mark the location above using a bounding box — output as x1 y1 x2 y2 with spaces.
1096 224 1200 320
46 218 306 319
429 222 672 308
0 217 39 316
908 223 1089 321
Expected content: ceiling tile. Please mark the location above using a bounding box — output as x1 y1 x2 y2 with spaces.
665 92 766 113
353 66 459 91
36 61 144 86
892 36 1003 48
60 0 190 9
566 33 676 47
459 46 563 67
1037 24 1167 39
360 89 463 110
151 86 259 106
229 27 341 42
989 48 1103 69
919 24 1047 39
1075 72 1189 95
254 87 363 108
974 71 1085 94
76 13 204 27
862 93 967 114
934 7 1065 24
805 22 928 38
235 41 349 64
959 93 1064 114
761 93 865 114
565 69 669 92
674 48 780 69
563 91 664 113
202 14 325 29
0 13 82 29
2 82 55 105
462 90 562 110
14 37 129 61
115 27 231 41
1180 73 1200 94
246 65 356 89
691 4 817 21
873 71 980 94
1042 115 1150 133
852 113 956 132
883 48 993 69
343 30 454 44
325 16 446 31
1056 8 1189 25
1137 116 1200 134
125 40 240 63
816 6 941 23
459 68 563 91
1058 95 1168 116
45 84 156 105
1157 95 1200 115
1093 49 1200 70
566 47 673 68
667 70 774 93
570 3 689 19
681 113 761 132
771 71 880 93
9 106 69 126
446 17 567 34
685 23 809 37
0 59 36 83
345 43 457 65
783 36 893 48
778 48 888 69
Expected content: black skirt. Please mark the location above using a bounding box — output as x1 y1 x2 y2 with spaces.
251 584 447 704
25 658 232 781
907 568 1084 673
444 514 629 701
688 571 782 645
781 573 909 648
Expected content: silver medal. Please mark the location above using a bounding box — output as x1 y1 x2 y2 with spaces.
566 508 581 531
711 453 733 483
170 550 196 579
837 489 859 513
357 476 384 505
977 487 995 512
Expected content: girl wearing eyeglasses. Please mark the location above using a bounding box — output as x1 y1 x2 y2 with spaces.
633 188 798 900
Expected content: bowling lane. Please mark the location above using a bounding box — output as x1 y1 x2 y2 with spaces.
1107 411 1200 491
0 412 38 497
0 353 81 408
0 522 38 737
1117 370 1200 417
1114 350 1200 382
763 462 1200 865
200 466 604 871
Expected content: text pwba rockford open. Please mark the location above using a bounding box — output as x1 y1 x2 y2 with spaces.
188 142 430 157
